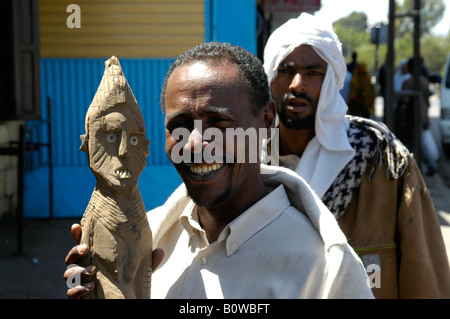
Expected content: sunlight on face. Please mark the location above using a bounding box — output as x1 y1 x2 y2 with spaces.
186 62 209 78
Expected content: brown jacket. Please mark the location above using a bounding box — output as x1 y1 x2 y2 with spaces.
274 116 450 298
338 152 450 299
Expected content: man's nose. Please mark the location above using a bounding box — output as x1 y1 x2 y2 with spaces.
289 73 306 94
183 127 205 154
118 131 129 157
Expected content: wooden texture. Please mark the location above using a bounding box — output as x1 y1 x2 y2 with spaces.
79 56 152 298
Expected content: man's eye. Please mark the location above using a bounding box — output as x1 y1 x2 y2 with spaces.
211 117 231 125
106 133 117 143
130 136 139 146
309 71 323 76
167 121 191 133
277 68 293 75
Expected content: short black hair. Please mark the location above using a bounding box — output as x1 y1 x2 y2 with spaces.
160 42 270 115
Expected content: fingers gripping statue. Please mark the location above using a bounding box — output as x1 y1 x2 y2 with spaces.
79 56 152 298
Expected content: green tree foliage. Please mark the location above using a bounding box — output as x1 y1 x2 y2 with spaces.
421 33 450 74
332 1 449 79
396 0 445 37
335 11 368 33
333 12 371 58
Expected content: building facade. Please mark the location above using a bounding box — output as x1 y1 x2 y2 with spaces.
24 0 257 218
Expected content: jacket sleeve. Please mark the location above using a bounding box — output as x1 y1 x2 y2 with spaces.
396 156 450 298
322 244 375 299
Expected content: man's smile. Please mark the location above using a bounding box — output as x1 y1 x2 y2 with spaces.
189 163 224 175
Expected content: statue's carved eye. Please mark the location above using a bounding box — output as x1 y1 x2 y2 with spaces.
130 136 139 146
106 133 117 143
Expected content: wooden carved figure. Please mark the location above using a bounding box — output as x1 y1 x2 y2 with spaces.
79 56 152 298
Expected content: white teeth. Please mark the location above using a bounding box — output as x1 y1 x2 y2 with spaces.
189 163 223 175
115 169 131 179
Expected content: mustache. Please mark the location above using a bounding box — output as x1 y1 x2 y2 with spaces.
285 92 313 104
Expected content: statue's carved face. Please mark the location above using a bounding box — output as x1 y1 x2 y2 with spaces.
87 102 149 193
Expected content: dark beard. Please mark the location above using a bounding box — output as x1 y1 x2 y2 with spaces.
179 165 235 209
186 183 232 209
277 106 315 130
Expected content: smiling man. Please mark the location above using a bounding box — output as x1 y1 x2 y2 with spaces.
65 42 373 299
149 42 372 299
161 53 274 217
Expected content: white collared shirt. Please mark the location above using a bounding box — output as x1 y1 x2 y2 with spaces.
151 184 329 299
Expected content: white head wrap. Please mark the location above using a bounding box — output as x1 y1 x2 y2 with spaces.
263 13 355 198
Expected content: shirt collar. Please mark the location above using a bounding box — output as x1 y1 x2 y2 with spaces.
178 184 291 255
179 200 208 246
225 184 290 256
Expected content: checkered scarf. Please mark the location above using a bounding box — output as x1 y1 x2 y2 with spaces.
322 116 409 220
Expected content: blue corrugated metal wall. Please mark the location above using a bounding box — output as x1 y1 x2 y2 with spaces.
205 0 257 54
24 58 183 218
41 58 174 167
26 1 258 218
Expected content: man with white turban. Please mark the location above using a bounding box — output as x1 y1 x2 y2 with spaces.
264 13 450 298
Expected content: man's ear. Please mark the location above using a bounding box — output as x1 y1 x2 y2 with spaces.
263 99 276 130
80 134 88 153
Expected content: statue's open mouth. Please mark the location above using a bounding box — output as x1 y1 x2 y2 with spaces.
114 169 131 179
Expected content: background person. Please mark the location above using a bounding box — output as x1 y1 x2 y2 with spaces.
263 13 450 299
398 58 438 175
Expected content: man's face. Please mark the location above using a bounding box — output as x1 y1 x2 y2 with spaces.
164 61 266 208
88 103 149 193
270 45 327 130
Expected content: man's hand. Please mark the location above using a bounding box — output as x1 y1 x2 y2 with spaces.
64 224 95 299
63 223 164 299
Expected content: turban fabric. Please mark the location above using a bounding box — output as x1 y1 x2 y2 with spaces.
263 13 355 198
